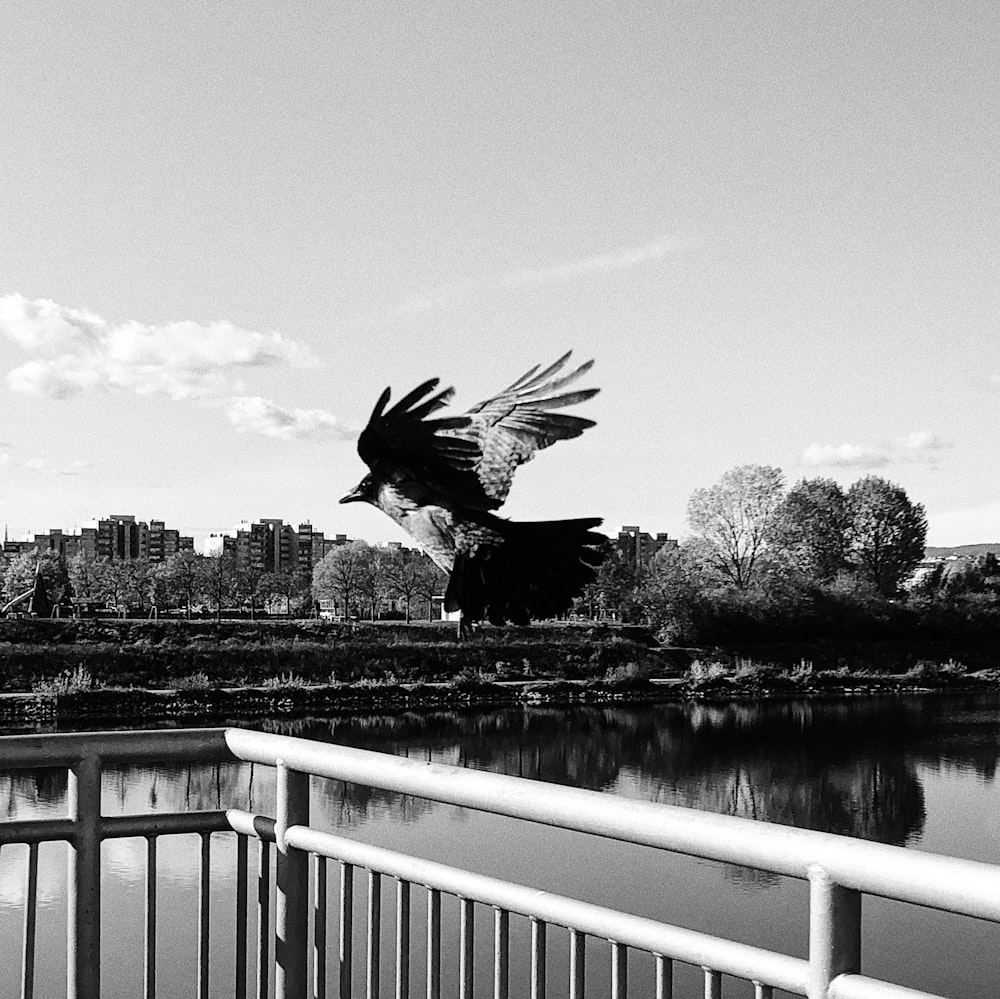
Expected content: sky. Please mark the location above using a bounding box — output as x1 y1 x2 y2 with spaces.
1 2 998 550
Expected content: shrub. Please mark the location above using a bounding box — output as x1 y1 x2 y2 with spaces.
688 659 729 683
172 672 212 691
33 666 97 697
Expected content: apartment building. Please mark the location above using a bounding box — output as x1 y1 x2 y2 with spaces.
615 525 677 569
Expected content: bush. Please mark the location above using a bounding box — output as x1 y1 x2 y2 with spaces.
33 666 97 697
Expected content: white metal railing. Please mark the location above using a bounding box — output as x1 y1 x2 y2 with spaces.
1 727 998 999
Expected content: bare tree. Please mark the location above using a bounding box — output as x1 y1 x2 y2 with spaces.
313 541 371 620
687 464 786 589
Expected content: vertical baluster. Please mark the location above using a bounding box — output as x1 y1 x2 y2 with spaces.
493 908 509 999
654 956 673 999
753 983 772 999
236 835 249 999
426 888 441 999
367 871 381 999
67 753 101 999
395 879 410 999
276 762 310 999
530 919 546 999
568 930 585 999
258 841 271 999
22 842 39 999
144 837 157 999
611 942 627 999
703 967 722 999
314 855 327 999
199 833 212 999
339 862 354 999
459 898 474 999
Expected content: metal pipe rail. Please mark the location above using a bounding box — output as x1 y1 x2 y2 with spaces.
1 726 995 999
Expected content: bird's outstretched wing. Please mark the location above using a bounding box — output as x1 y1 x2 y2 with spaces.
357 378 490 506
459 352 599 506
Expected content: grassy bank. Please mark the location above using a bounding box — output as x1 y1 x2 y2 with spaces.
2 618 999 728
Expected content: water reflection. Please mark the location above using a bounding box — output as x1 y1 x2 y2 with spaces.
3 695 1000 999
5 694 1000 846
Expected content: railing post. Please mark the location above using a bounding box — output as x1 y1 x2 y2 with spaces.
808 865 861 999
67 753 101 999
276 760 310 999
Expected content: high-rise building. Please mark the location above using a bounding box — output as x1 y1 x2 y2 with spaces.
615 526 677 569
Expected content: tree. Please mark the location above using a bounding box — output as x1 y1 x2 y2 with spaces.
91 558 137 617
199 552 237 621
686 465 786 589
579 540 644 621
355 546 393 621
313 541 371 620
639 545 713 643
410 556 448 621
162 551 203 619
2 550 67 612
382 548 430 623
846 476 927 597
235 554 268 620
775 478 848 582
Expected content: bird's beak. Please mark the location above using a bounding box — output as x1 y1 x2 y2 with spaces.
339 485 366 504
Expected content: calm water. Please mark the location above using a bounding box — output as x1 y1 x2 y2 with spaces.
2 694 999 998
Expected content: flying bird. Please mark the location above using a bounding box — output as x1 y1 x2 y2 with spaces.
340 352 605 634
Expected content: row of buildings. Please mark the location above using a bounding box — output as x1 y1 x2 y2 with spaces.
3 515 677 577
3 515 194 564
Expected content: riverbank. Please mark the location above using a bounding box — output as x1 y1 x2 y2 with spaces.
2 618 999 728
3 663 999 729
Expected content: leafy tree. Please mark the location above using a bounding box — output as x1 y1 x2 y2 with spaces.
313 541 371 620
67 553 100 603
199 552 237 621
162 551 203 618
775 478 848 582
235 554 268 620
639 544 711 643
846 476 927 597
2 550 67 611
91 558 137 616
686 465 786 589
579 540 645 621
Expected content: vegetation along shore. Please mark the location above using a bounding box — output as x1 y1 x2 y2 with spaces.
2 618 999 728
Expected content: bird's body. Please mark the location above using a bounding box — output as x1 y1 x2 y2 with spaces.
342 353 605 632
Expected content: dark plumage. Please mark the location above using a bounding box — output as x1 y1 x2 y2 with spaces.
341 352 605 632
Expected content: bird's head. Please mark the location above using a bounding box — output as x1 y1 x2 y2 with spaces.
339 473 377 506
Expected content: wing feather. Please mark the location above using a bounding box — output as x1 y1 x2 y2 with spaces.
357 378 489 507
457 352 599 506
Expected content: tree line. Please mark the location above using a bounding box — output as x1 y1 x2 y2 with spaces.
583 466 997 644
1 541 447 622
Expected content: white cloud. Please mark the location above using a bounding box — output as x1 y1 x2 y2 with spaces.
897 431 952 451
802 443 890 469
380 236 686 317
225 396 353 441
0 451 9 467
1 294 320 401
23 458 46 471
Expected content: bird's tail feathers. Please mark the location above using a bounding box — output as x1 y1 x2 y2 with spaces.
445 516 605 626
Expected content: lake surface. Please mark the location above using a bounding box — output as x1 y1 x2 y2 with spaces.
2 694 999 997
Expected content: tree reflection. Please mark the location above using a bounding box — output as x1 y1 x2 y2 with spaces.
4 694 1000 851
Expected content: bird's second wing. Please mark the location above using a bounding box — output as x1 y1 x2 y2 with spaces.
358 378 491 507
460 352 599 506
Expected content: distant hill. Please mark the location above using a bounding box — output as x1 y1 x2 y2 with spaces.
924 543 1000 559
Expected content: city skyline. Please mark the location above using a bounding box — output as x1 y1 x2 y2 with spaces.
2 5 998 548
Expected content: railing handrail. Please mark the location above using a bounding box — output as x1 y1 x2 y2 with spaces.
3 726 1000 925
0 725 988 999
221 727 1000 924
